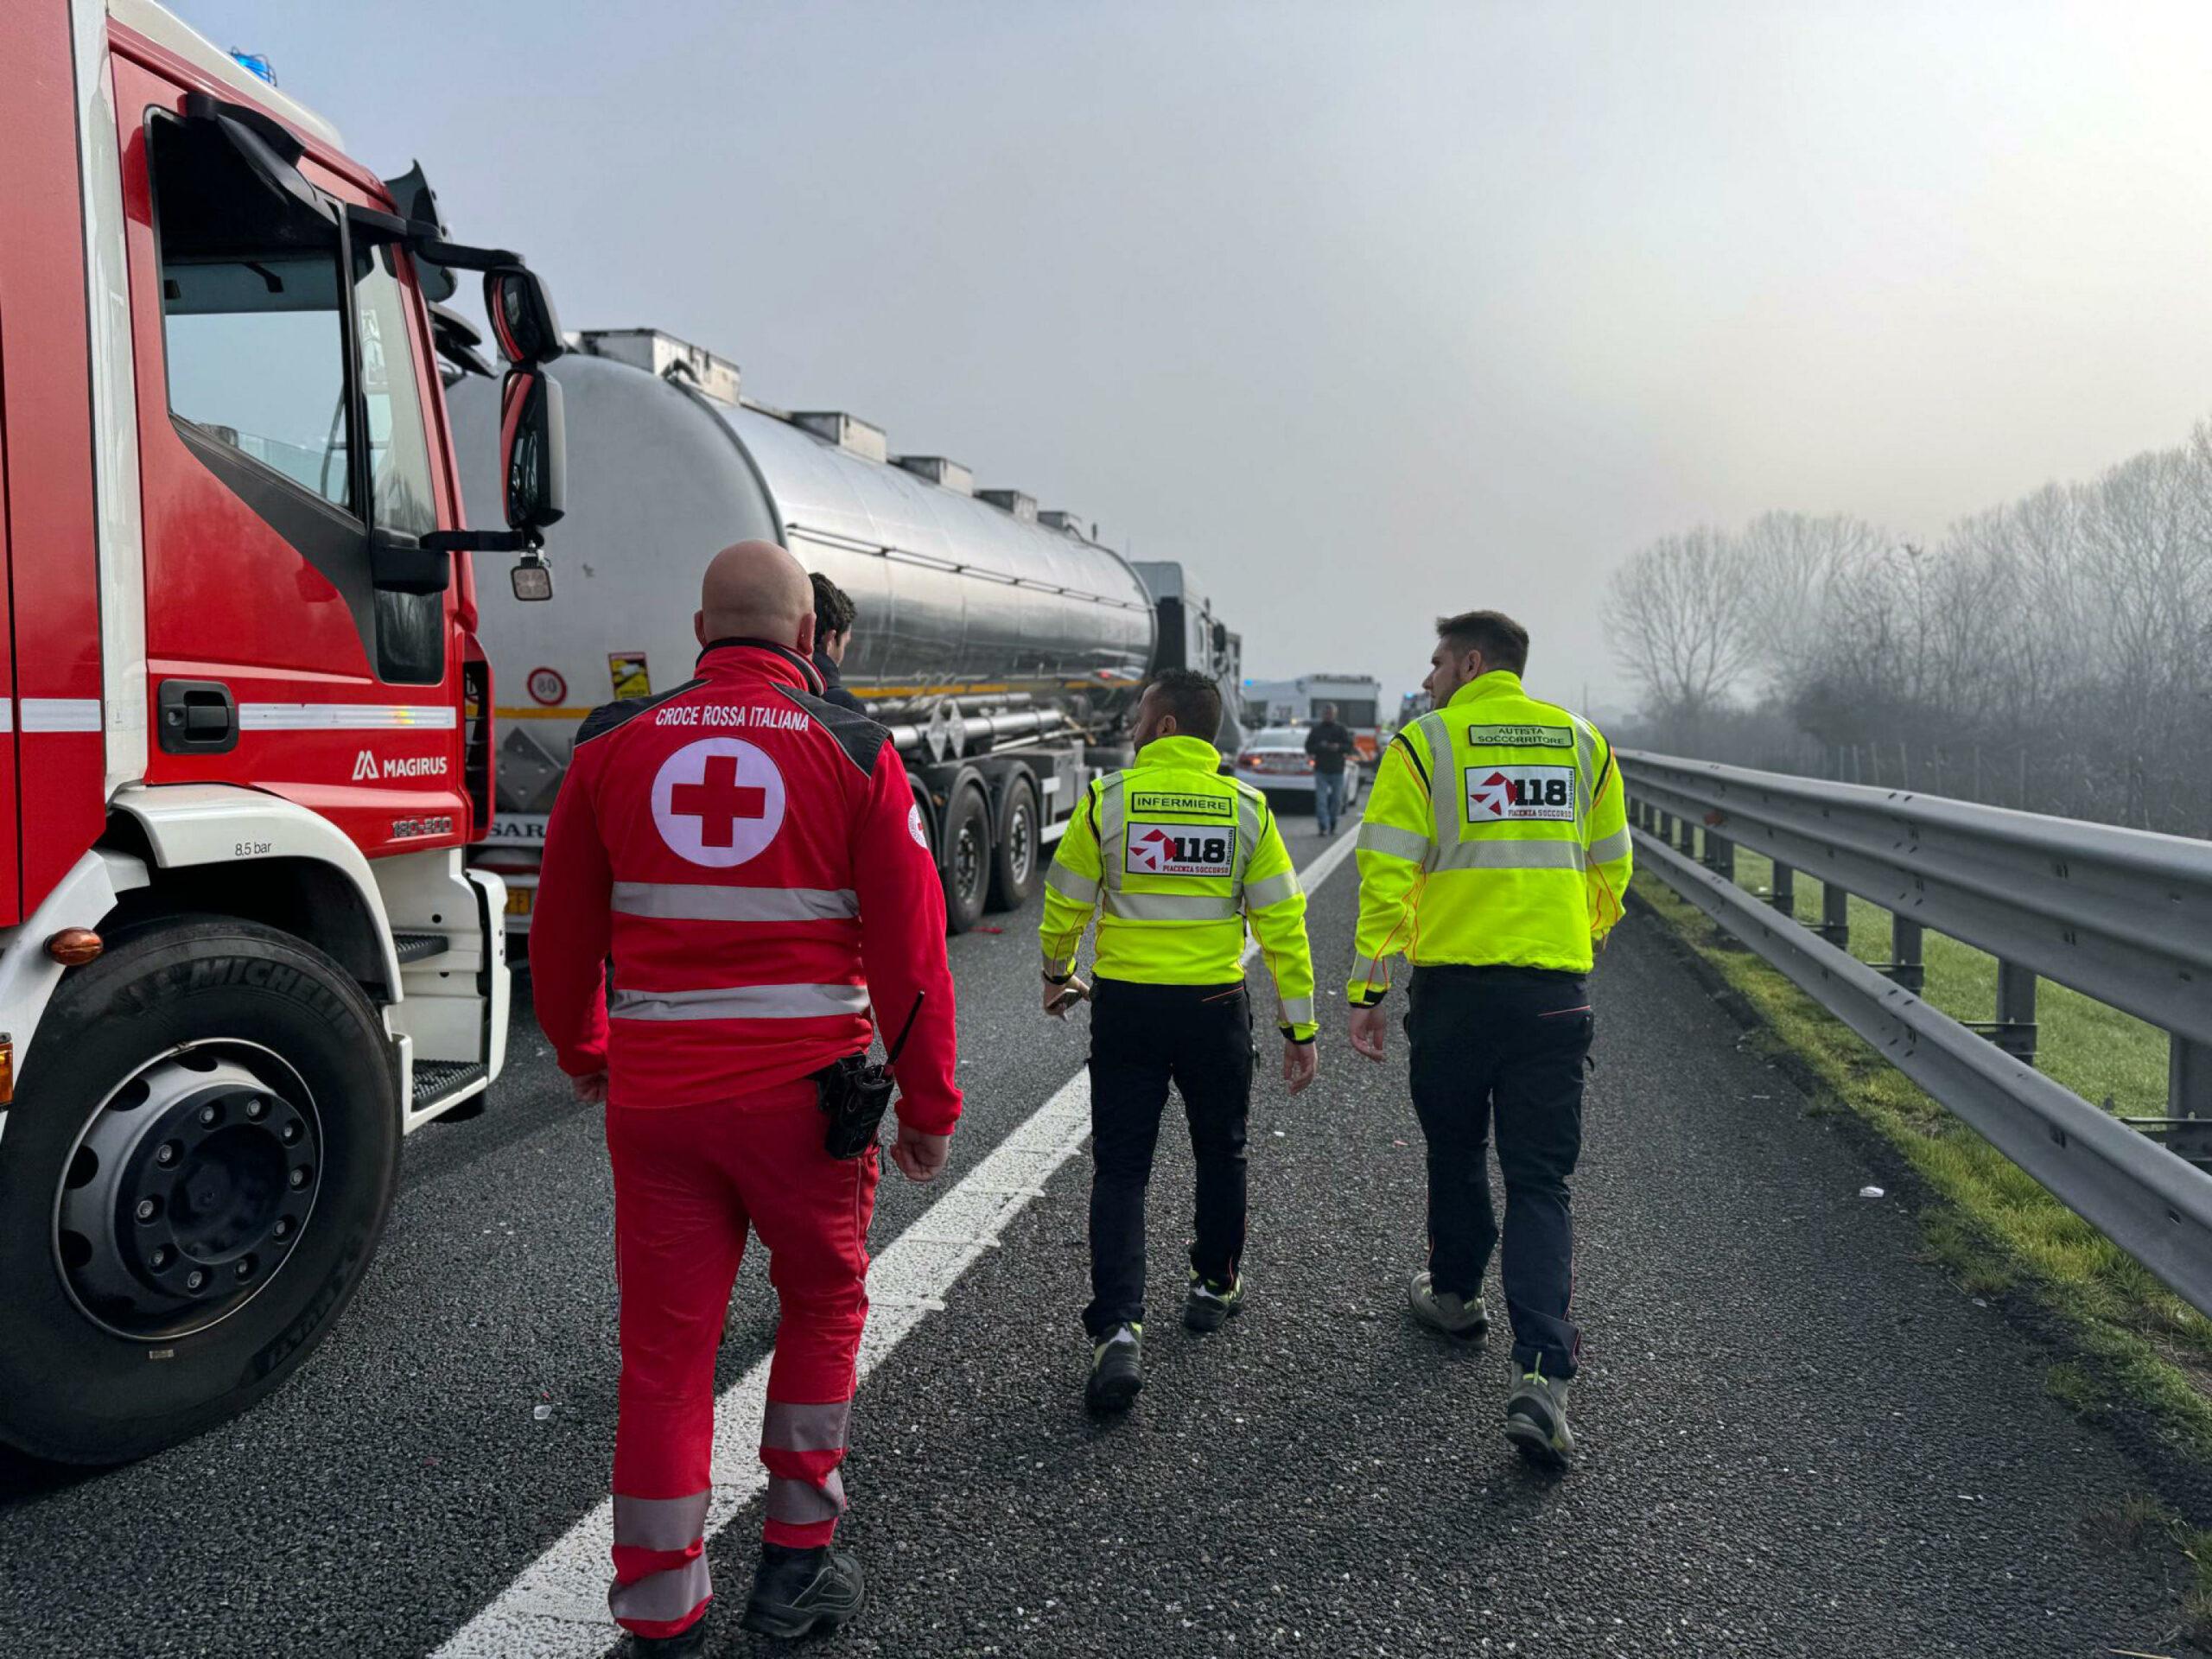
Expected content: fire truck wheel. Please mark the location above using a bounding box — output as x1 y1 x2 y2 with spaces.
987 775 1041 912
0 916 400 1465
940 785 991 935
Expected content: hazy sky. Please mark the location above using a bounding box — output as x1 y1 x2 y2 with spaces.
184 0 2212 717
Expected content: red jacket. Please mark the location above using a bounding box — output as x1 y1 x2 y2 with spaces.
530 641 962 1134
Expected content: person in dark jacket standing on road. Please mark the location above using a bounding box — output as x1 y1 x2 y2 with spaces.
533 541 962 1652
1304 704 1357 836
809 571 867 715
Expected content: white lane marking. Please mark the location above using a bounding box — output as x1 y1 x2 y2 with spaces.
433 823 1360 1656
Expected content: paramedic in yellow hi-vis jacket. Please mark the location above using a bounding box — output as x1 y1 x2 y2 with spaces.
1040 669 1319 1414
1348 610 1631 1467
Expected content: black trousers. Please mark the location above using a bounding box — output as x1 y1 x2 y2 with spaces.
1084 978 1254 1338
1405 964 1592 1377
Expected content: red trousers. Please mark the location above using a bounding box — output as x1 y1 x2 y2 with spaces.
603 1083 879 1639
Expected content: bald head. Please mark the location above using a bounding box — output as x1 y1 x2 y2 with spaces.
695 540 817 656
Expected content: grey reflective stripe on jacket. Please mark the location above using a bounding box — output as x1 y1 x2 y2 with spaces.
1587 825 1631 866
1046 864 1100 906
612 882 859 922
607 982 871 1020
1244 868 1299 911
1102 889 1242 922
1094 772 1128 847
613 1491 710 1552
608 1554 711 1625
1427 839 1588 873
1279 995 1316 1027
1357 820 1431 865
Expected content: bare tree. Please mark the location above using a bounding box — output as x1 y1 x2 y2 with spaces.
1603 527 1758 721
1733 511 1888 693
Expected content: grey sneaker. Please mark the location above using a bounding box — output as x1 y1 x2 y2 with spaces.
1407 1269 1490 1339
1503 1359 1575 1467
1184 1268 1246 1332
1085 1322 1144 1413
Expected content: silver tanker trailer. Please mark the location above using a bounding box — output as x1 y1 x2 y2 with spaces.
448 328 1243 933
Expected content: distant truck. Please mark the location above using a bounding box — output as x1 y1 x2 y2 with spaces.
1241 673 1385 760
448 329 1247 933
0 0 565 1460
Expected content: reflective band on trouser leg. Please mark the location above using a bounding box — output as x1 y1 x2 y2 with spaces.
612 882 859 921
610 1491 713 1637
766 1469 849 1527
607 982 871 1020
761 1397 854 1548
1357 820 1431 864
1427 839 1586 873
608 1554 713 1637
1101 890 1240 922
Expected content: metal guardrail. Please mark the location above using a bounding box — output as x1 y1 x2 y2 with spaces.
1621 751 2212 1319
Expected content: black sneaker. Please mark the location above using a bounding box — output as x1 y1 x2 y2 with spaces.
740 1542 866 1639
1183 1268 1246 1332
1084 1322 1144 1413
622 1616 709 1656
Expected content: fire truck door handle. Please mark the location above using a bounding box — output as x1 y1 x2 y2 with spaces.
158 681 238 756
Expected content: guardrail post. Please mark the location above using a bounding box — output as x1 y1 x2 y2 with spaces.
1968 961 2038 1065
1815 880 1849 950
1705 832 1735 881
1881 915 1926 994
1769 861 1796 917
2170 1036 2212 1135
1655 808 1674 843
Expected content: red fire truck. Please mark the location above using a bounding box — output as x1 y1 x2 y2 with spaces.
0 0 565 1461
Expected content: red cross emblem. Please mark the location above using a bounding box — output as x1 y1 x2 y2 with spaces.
669 753 768 848
651 738 787 868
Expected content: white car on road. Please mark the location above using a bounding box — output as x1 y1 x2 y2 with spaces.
1233 725 1363 810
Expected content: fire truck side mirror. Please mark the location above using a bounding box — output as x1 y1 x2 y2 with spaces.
500 365 567 537
484 267 566 365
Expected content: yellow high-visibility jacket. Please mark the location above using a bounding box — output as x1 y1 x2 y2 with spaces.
1349 671 1630 1003
1040 734 1318 1040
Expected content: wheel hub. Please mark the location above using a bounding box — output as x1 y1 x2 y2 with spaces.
1008 803 1034 884
957 821 984 900
56 1049 321 1340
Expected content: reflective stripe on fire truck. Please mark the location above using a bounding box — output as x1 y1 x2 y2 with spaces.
13 698 103 733
609 882 858 922
606 983 870 1021
238 702 461 730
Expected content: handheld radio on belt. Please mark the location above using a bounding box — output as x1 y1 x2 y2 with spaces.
813 994 924 1159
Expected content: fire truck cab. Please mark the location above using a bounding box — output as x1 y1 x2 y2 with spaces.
0 0 563 1461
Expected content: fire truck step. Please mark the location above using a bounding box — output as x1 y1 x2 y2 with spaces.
412 1059 488 1112
392 932 450 965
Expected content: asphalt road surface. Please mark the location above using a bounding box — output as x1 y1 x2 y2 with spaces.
0 820 2191 1656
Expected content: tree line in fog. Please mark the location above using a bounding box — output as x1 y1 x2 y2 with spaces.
1602 421 2212 836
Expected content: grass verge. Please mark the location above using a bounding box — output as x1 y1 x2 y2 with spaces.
1632 868 2212 1478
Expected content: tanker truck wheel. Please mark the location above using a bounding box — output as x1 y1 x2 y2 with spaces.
940 785 991 935
0 916 399 1464
987 776 1041 912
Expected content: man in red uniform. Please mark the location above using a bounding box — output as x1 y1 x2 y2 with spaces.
532 540 962 1653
